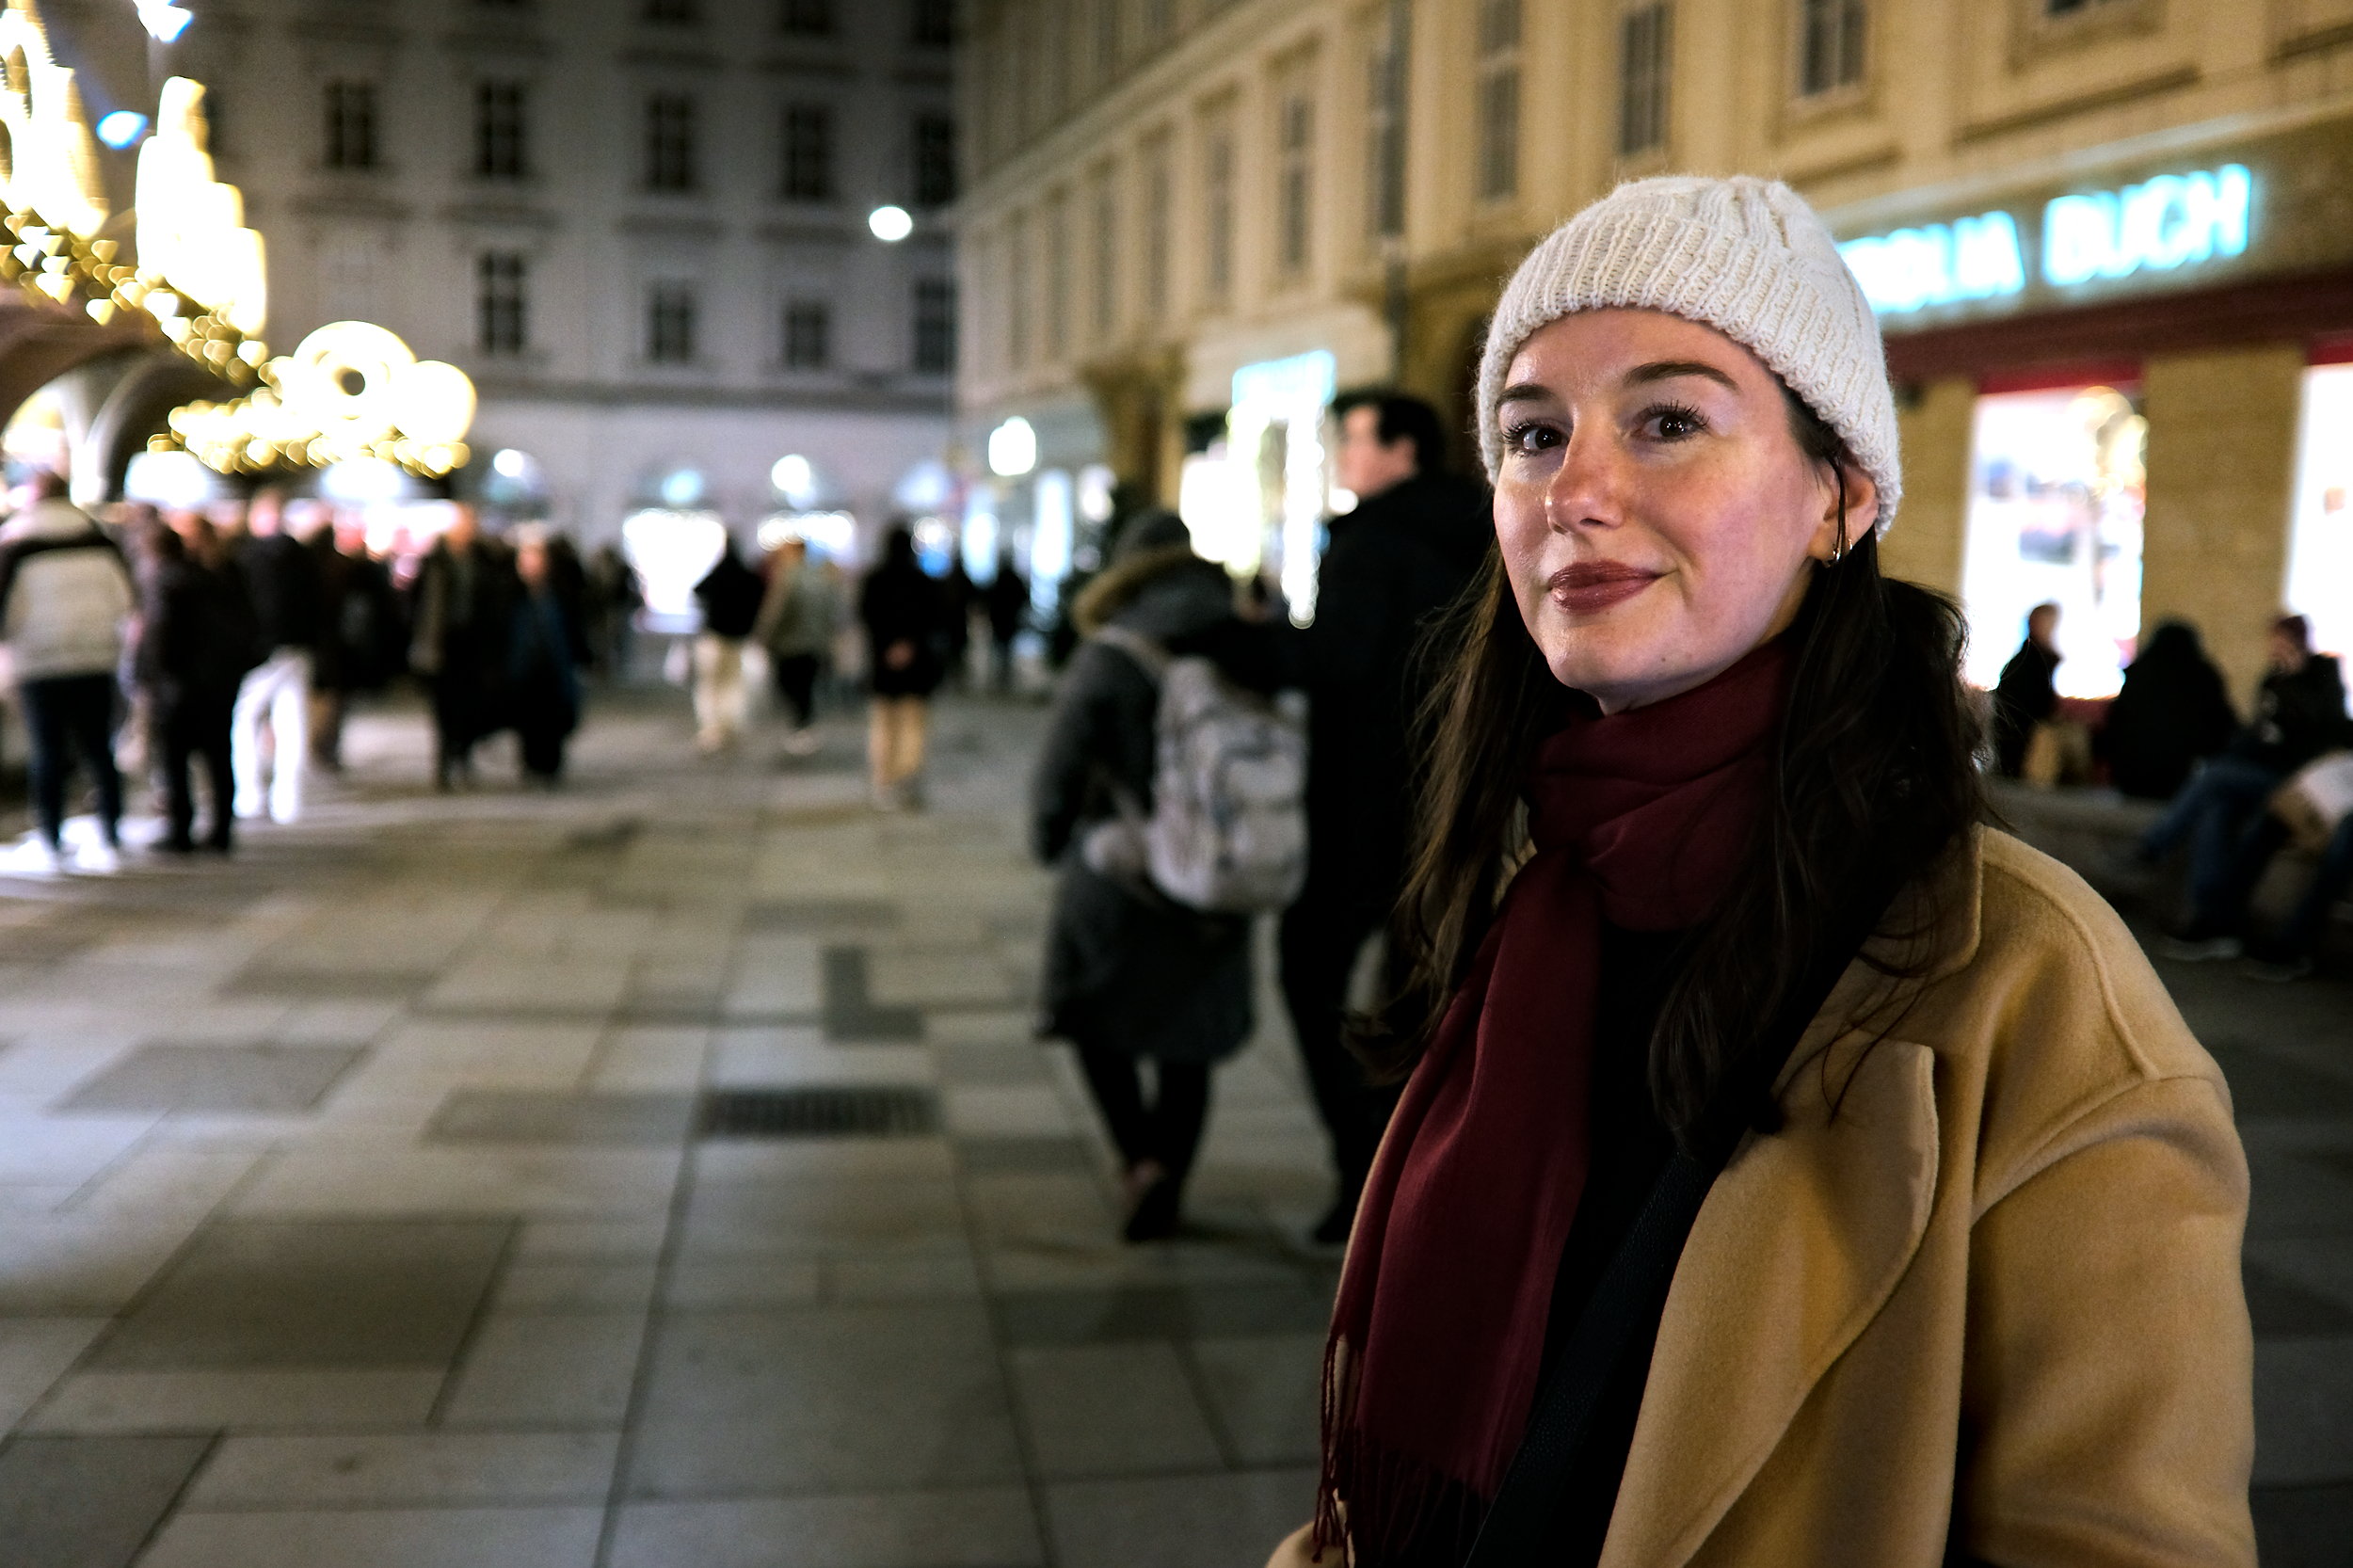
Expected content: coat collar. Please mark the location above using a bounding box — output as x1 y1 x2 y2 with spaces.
1598 829 1982 1568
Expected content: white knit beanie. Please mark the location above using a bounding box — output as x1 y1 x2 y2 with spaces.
1475 175 1901 532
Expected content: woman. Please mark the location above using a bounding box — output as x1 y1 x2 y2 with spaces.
1275 178 2250 1566
1032 512 1271 1240
858 524 948 809
753 534 835 756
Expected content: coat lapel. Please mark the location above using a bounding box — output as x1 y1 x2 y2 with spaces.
1596 835 1984 1568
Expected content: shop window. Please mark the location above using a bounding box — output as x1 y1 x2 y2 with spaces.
1797 0 1865 98
476 251 528 355
1618 2 1672 157
474 80 529 180
645 93 698 191
1477 0 1520 200
781 104 835 200
647 281 698 363
2287 364 2353 659
323 79 378 170
1960 384 2147 697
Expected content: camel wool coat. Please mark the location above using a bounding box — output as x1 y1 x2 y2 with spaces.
1275 827 2255 1567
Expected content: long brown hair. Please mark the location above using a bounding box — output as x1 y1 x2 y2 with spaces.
1363 390 1985 1159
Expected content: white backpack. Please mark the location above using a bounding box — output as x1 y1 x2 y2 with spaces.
1083 625 1309 914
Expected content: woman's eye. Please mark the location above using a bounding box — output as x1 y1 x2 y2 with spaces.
1503 421 1562 455
1643 404 1706 440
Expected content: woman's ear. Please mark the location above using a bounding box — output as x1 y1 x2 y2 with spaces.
1806 459 1878 564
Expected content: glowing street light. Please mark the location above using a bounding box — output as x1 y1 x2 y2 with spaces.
132 1 194 42
868 204 913 243
986 417 1036 478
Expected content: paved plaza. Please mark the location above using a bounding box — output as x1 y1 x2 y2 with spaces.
0 688 2344 1566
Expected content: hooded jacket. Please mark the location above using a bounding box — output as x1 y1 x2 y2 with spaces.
0 500 135 682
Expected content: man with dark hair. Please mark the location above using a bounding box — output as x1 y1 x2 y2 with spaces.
1284 388 1489 1244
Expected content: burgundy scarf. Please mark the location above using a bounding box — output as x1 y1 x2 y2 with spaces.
1319 642 1792 1563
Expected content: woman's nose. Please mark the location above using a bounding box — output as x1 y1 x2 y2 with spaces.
1544 427 1623 534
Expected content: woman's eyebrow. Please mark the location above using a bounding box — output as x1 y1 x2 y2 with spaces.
1625 360 1739 392
1496 381 1555 407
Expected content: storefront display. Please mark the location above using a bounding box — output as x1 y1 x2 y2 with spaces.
1961 384 2146 697
2288 362 2353 660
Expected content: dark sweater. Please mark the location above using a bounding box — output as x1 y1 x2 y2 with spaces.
1533 922 1685 1563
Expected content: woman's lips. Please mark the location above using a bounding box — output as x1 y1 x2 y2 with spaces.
1547 562 1660 615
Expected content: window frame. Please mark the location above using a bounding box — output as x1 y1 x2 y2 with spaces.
1617 1 1673 160
1794 0 1868 100
473 78 530 181
912 278 956 375
1476 0 1522 203
780 102 836 202
1275 87 1314 279
644 91 700 193
781 296 832 370
323 78 380 171
911 112 956 208
646 280 700 365
476 250 529 357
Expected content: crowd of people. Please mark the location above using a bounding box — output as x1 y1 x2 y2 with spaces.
0 475 650 872
1986 597 2353 981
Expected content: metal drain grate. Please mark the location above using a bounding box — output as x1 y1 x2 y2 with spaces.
697 1086 938 1140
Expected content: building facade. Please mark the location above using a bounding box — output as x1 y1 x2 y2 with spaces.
957 0 2353 696
130 0 963 552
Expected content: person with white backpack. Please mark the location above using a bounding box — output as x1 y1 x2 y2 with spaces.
1032 511 1303 1240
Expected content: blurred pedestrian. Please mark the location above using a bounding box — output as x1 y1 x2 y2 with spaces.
0 472 134 873
508 532 588 786
137 521 255 856
859 523 948 808
2242 810 2353 982
2098 619 2235 800
2140 613 2350 955
1990 601 2060 778
941 557 976 688
584 543 641 681
753 535 834 755
408 504 517 790
230 488 324 823
690 536 763 755
1279 389 1489 1245
1032 512 1272 1240
984 549 1029 694
305 507 402 772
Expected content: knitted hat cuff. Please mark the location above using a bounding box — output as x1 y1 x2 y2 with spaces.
1476 179 1902 533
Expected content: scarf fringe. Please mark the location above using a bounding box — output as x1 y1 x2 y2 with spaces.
1319 1333 1489 1566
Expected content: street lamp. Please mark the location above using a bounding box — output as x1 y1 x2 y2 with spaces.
867 205 913 243
986 417 1036 478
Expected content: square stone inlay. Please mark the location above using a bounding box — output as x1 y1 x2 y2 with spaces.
58 1044 365 1114
90 1219 513 1370
0 1435 213 1568
427 1091 697 1146
698 1086 937 1140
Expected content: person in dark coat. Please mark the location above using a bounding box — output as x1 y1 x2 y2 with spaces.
1279 389 1490 1244
137 521 256 854
984 550 1030 693
1032 512 1272 1241
858 524 949 808
2098 619 2236 800
305 507 402 772
2139 613 2353 953
940 559 976 688
691 538 764 754
508 532 589 785
1990 601 2061 778
408 505 517 789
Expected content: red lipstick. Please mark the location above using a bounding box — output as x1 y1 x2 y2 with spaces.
1547 561 1660 615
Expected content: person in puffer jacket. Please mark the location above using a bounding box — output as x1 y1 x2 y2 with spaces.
0 472 135 872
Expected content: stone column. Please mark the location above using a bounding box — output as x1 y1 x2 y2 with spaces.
2141 344 2304 700
1882 376 1974 599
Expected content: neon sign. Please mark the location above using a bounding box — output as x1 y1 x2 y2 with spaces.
1839 164 2254 316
